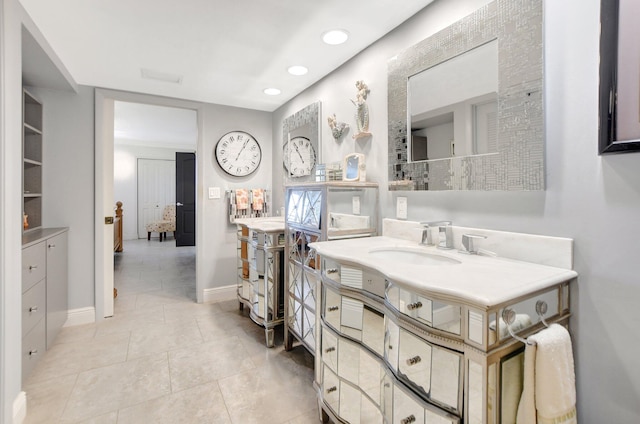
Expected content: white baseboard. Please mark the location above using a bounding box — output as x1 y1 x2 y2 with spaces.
64 307 96 327
203 285 236 303
13 391 26 424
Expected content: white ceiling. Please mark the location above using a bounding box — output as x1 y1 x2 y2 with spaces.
19 0 434 112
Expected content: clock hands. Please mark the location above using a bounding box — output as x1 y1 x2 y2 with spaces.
292 142 305 163
235 138 250 162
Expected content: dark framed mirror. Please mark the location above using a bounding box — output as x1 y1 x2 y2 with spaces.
599 0 640 154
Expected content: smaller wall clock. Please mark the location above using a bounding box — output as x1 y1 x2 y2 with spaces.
283 136 317 178
215 130 262 177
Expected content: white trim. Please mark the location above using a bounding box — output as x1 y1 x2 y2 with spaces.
12 391 26 424
64 307 96 327
203 285 237 303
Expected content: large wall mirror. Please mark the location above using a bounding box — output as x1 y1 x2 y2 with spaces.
283 101 321 182
388 0 544 191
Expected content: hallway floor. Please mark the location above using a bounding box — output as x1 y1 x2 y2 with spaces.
23 239 318 423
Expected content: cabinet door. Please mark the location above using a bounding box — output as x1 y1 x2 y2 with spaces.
46 232 68 348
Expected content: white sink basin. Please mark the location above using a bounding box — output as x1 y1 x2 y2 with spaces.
368 247 461 266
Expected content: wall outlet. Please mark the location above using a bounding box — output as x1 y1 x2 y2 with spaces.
352 196 361 215
396 197 408 220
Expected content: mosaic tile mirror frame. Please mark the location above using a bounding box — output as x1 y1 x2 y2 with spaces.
388 0 544 191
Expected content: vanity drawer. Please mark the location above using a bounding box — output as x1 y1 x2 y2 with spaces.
322 327 339 373
390 375 460 424
386 318 463 414
323 365 341 414
386 283 462 336
22 241 46 292
22 279 45 337
22 317 46 382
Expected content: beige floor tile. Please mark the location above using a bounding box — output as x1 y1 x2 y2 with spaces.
51 323 97 346
27 332 130 382
127 319 203 360
286 408 322 424
168 336 256 392
73 411 118 424
94 305 165 338
60 353 170 423
117 381 231 424
218 348 316 424
24 373 77 424
162 300 220 323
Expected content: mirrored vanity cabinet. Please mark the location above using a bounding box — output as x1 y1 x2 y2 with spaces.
283 182 379 354
235 217 285 347
310 235 576 424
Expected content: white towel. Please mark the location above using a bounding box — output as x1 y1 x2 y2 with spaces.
516 324 577 424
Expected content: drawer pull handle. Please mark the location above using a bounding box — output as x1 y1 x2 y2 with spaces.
325 347 336 353
388 345 393 350
407 301 423 310
401 415 416 424
29 349 38 356
326 386 337 393
29 306 38 312
326 268 338 273
48 244 56 248
406 355 422 366
328 306 339 312
28 265 38 271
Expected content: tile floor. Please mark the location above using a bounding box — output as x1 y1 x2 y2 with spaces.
23 238 320 424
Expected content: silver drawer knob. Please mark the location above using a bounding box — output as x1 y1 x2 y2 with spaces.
325 347 336 353
28 265 38 270
328 306 339 312
407 301 422 310
48 244 56 248
326 386 337 393
401 414 416 424
406 355 422 366
29 349 38 356
29 306 38 312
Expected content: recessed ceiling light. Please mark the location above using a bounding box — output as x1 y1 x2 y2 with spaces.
288 65 308 76
322 29 349 45
264 88 281 96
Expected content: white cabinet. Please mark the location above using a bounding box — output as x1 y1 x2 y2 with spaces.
22 228 68 382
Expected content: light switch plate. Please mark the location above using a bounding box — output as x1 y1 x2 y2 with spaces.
209 187 221 199
396 197 408 220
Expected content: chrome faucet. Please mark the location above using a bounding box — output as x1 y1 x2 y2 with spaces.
419 221 452 248
459 234 487 254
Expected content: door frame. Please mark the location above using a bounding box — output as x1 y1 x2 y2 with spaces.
94 89 204 320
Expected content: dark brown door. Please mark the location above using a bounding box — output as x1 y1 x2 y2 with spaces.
176 152 196 246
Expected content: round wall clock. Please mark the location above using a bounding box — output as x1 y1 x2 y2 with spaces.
215 131 262 177
283 136 317 177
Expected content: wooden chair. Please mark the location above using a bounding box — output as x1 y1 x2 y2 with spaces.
146 204 176 242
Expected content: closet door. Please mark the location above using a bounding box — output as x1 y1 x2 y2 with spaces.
137 159 176 238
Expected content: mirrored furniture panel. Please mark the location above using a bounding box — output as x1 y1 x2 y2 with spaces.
235 218 285 347
284 182 379 354
314 254 573 424
388 0 544 191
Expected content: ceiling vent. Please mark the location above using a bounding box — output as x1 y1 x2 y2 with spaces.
141 68 183 84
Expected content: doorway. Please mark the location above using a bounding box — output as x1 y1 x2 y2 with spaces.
96 90 204 319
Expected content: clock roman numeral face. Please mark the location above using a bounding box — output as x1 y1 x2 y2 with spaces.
215 131 262 177
283 136 317 177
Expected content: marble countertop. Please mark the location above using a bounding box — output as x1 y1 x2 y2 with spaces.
309 236 577 308
234 216 285 232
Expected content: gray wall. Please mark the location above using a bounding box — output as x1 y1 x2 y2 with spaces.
273 0 640 421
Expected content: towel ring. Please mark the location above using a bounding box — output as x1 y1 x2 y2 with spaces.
502 308 535 345
535 300 549 327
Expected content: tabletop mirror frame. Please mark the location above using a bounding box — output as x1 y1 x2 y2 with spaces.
283 101 321 182
388 0 544 191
